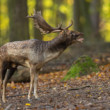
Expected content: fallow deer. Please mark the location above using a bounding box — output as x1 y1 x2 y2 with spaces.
0 10 83 103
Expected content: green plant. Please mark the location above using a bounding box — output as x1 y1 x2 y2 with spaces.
63 55 99 81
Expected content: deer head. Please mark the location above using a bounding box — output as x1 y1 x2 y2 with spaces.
27 10 83 43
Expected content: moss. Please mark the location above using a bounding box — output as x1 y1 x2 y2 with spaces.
63 55 99 81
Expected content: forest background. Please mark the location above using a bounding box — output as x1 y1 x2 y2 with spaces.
0 0 110 81
0 0 110 44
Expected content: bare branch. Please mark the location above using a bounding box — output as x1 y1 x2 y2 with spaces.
5 104 13 110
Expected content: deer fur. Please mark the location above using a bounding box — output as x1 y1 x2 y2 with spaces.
0 10 83 103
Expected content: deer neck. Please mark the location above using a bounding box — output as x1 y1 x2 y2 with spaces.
48 33 69 53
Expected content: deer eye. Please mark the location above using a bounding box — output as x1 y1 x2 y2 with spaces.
72 33 76 36
71 33 76 38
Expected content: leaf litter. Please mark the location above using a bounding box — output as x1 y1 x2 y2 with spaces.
0 64 110 110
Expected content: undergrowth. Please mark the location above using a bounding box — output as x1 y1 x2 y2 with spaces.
63 55 99 81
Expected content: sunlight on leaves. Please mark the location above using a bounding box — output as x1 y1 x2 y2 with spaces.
101 0 110 42
67 0 73 5
59 5 68 14
27 0 36 39
43 0 53 8
27 0 36 13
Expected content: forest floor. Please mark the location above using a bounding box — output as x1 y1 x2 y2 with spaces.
0 64 110 110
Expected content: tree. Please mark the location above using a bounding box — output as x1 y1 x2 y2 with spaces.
90 0 101 39
73 0 102 43
8 0 29 41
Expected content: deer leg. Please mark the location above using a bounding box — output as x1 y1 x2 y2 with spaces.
0 69 3 89
0 69 1 82
6 68 17 80
2 69 8 103
0 68 3 101
0 67 7 87
0 66 7 103
34 73 39 99
28 66 36 101
2 68 16 103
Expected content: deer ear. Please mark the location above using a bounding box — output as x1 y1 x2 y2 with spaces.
63 29 68 33
72 33 76 36
36 11 41 15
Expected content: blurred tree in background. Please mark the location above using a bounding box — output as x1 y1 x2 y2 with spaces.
0 0 110 82
0 0 110 45
74 0 102 44
7 0 29 41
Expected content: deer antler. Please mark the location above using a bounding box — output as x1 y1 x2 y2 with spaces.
64 20 73 30
27 10 73 34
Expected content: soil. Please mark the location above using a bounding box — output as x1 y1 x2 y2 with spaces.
0 67 110 110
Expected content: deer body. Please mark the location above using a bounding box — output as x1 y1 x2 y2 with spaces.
0 10 83 103
1 33 67 68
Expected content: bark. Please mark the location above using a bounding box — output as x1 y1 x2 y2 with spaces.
73 0 81 31
73 0 102 43
8 0 29 41
90 0 101 39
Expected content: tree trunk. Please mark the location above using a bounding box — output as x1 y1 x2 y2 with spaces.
73 0 81 31
8 0 29 41
73 0 102 44
90 0 101 39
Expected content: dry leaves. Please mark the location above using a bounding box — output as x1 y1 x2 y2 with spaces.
0 63 110 109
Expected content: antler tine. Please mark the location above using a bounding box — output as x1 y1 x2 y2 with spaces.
27 10 63 34
33 9 36 14
26 13 34 18
27 9 73 34
64 20 73 30
58 23 62 29
26 9 37 18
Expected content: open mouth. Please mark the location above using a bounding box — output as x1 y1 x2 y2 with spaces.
77 37 84 43
77 33 84 43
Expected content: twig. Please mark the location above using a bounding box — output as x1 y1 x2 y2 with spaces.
67 84 110 91
67 85 91 91
7 93 28 98
95 100 110 104
4 104 12 110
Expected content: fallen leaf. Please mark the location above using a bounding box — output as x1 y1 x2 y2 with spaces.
25 103 31 106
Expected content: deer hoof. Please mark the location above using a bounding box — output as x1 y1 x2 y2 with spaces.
35 95 39 99
28 98 32 102
27 96 31 101
2 98 6 103
34 95 40 100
